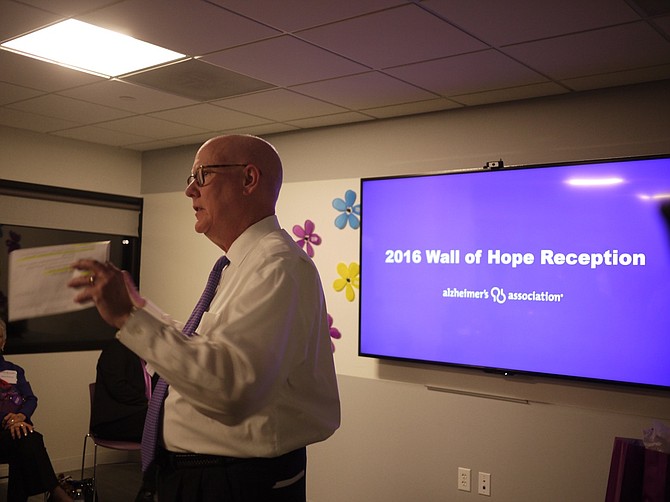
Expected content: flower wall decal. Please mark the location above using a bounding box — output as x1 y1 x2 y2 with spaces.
292 219 322 258
327 313 341 352
333 262 360 302
332 189 361 229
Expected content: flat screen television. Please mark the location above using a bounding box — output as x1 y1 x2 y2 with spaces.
359 154 670 390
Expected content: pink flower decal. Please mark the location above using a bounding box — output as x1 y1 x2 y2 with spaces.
292 219 322 258
328 313 341 352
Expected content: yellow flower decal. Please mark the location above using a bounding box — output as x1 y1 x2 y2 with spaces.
333 262 360 302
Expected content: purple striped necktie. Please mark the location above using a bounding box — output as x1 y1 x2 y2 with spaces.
140 255 229 471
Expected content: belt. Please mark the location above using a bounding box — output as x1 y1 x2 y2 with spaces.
164 451 247 468
161 446 306 470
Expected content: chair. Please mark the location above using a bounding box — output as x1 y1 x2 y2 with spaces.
81 383 141 495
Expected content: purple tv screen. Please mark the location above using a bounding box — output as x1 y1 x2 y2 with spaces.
359 155 670 389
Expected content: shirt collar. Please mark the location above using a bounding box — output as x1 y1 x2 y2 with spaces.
225 215 279 266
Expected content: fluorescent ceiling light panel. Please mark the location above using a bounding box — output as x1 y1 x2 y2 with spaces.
1 19 185 77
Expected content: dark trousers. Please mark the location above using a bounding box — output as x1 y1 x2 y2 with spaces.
156 447 307 502
0 429 58 502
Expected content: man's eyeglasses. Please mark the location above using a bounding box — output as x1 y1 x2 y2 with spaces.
187 164 248 187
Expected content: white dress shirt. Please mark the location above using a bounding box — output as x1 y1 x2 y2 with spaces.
118 215 340 458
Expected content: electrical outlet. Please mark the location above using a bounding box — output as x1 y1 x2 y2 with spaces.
458 467 471 492
478 472 491 496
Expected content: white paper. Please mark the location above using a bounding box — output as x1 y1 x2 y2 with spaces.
8 241 110 321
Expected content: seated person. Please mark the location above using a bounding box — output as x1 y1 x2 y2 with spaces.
0 319 73 502
92 338 155 501
91 339 150 442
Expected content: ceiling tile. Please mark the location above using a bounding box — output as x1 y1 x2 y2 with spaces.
53 124 154 146
0 106 79 132
222 122 300 136
0 0 60 41
96 115 209 139
202 35 369 86
503 22 670 79
362 98 462 119
387 50 549 97
213 89 348 121
149 103 272 130
285 111 374 129
209 0 405 31
7 94 133 123
57 79 199 113
122 138 187 151
79 0 279 55
291 72 437 109
561 64 670 91
0 49 105 91
297 4 487 69
15 0 121 17
655 14 670 36
144 131 217 149
628 0 670 16
421 0 640 46
0 81 43 105
452 82 568 107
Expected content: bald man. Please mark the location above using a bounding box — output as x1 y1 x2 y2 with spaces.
70 135 340 502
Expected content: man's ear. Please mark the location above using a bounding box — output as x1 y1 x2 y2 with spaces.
241 164 261 194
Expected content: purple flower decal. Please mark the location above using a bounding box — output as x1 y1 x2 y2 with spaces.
292 219 322 257
332 190 361 229
328 313 341 352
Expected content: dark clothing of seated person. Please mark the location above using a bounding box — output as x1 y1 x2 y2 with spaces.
92 338 156 501
0 320 72 502
92 339 150 442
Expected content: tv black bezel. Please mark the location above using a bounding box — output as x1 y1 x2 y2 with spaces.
358 153 670 391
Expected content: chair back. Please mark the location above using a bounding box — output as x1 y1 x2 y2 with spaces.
88 383 95 432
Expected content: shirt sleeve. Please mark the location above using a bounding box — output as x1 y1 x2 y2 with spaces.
119 250 322 426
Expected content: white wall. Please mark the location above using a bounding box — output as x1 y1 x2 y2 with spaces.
1 79 670 500
0 126 141 194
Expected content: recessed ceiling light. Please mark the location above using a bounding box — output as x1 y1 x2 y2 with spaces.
1 19 186 78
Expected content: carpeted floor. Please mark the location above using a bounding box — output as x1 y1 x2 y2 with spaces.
0 462 144 502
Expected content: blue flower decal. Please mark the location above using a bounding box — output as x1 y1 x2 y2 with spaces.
332 190 361 229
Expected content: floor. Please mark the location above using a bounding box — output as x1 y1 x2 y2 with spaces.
1 462 144 502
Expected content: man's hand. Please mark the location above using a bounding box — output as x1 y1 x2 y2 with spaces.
68 260 145 329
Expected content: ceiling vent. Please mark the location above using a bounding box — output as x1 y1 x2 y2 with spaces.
122 58 275 101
